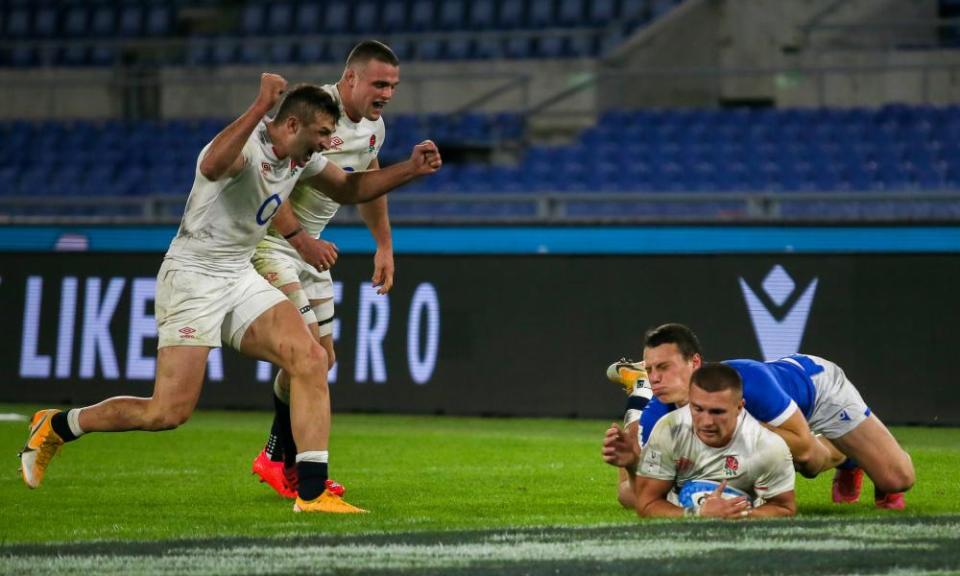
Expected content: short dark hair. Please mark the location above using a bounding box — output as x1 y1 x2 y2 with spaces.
690 362 743 400
643 323 702 360
274 84 340 126
345 40 400 68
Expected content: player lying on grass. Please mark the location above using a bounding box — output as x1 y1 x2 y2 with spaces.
18 73 442 514
633 362 796 518
602 323 914 511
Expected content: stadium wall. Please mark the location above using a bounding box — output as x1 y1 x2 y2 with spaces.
0 225 957 425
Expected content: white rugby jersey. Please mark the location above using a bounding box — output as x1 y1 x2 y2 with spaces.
260 83 385 251
165 119 329 274
638 405 795 502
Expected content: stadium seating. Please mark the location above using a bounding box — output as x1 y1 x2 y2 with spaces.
0 0 686 66
3 105 960 220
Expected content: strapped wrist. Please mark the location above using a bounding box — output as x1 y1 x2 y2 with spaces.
283 226 303 240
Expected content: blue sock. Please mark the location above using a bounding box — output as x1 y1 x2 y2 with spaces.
838 458 859 470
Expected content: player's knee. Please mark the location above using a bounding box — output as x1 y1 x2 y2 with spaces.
287 341 330 387
875 459 915 493
278 337 328 374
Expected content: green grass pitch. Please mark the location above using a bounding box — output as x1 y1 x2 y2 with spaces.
1 404 959 575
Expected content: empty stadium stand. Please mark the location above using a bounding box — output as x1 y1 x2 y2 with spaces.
3 104 960 221
0 0 682 67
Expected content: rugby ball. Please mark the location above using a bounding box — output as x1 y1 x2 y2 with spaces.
677 479 752 511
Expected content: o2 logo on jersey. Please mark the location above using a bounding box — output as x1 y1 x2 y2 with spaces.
738 265 818 361
256 194 282 225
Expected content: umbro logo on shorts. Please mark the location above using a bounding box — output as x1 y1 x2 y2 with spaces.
178 327 197 339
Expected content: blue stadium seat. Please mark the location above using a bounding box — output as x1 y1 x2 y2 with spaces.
241 3 265 35
438 0 465 29
118 5 143 37
267 3 294 34
327 38 355 62
298 39 325 64
268 40 295 64
651 0 679 18
446 37 473 59
474 37 503 59
10 46 37 67
62 6 89 37
468 0 497 30
381 0 408 32
537 35 564 58
558 0 585 26
210 38 238 65
588 0 617 25
185 38 210 66
90 5 116 37
504 36 532 58
410 0 436 30
528 0 555 28
34 6 58 38
620 0 648 19
352 1 379 33
498 0 524 29
5 8 30 38
416 38 443 60
90 44 118 66
145 5 172 36
322 1 350 33
294 2 321 34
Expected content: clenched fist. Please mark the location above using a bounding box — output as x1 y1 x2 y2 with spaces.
256 73 288 113
409 140 442 176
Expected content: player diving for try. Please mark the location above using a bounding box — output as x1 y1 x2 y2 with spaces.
634 362 796 518
602 323 914 511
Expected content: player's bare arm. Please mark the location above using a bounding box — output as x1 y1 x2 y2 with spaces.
305 140 442 205
634 476 685 518
200 73 287 181
271 201 339 272
357 159 395 294
767 410 840 478
745 490 797 518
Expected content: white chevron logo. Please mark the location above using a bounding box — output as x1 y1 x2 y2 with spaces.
739 265 818 361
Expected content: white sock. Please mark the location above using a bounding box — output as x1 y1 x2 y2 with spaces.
273 373 290 404
66 408 85 438
295 450 329 464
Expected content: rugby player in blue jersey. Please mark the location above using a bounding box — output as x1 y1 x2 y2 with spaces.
602 323 914 511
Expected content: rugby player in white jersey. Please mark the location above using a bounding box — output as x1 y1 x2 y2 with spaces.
634 363 796 518
18 73 442 514
603 323 914 511
249 40 400 499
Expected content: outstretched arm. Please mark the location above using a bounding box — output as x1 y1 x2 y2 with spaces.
305 140 441 205
748 491 796 518
634 476 684 518
357 159 395 294
199 73 286 181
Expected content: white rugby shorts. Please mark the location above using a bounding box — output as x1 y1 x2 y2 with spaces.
252 244 335 337
156 259 287 350
799 355 871 439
